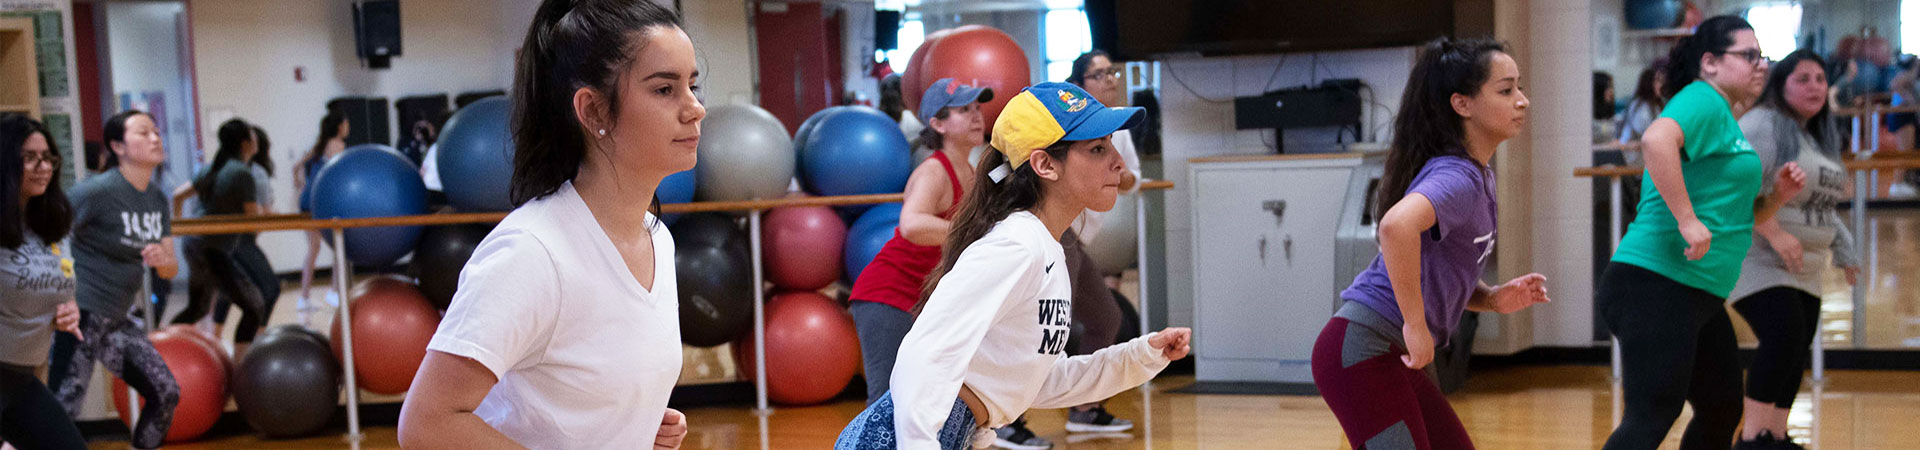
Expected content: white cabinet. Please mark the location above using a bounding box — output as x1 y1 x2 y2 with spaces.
1190 153 1379 385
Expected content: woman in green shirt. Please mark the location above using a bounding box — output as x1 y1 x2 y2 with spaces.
1597 15 1807 450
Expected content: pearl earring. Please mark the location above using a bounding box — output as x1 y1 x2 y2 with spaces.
599 129 608 136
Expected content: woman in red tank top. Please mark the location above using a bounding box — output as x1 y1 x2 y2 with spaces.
850 78 990 406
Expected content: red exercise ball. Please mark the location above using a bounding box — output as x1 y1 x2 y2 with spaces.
160 324 231 372
914 25 1032 127
113 331 228 443
901 27 956 116
330 276 441 394
763 206 848 290
737 291 861 405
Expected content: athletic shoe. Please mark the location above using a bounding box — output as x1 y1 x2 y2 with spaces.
993 418 1053 450
1065 406 1134 433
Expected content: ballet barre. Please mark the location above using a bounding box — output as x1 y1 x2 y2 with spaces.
170 180 1176 445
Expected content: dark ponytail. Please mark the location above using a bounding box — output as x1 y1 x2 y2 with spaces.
1375 38 1505 222
295 111 346 189
916 142 1074 313
510 0 682 207
193 119 253 196
1659 15 1753 99
914 107 952 151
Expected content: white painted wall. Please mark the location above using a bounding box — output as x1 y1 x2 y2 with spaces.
1527 0 1597 347
1156 47 1415 328
681 0 756 107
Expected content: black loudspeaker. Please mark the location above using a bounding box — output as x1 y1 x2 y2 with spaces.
1233 86 1362 130
874 10 901 51
328 97 390 148
455 91 507 110
354 1 402 68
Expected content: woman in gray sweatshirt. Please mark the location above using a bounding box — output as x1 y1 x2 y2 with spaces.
1730 49 1860 450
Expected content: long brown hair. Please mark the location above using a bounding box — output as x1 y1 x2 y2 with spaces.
510 0 681 210
1375 38 1505 222
915 141 1074 313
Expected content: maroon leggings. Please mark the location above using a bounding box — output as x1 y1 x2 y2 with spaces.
1311 315 1474 450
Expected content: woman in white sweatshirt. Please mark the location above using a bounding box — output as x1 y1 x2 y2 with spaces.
834 82 1192 450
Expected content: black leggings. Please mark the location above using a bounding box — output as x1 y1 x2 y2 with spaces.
0 364 87 450
1061 230 1120 356
1598 263 1742 450
214 235 281 343
174 236 267 342
1733 287 1820 409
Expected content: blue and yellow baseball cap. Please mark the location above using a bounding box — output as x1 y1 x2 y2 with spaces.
988 82 1144 182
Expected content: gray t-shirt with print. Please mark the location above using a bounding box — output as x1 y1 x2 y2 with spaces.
1731 107 1859 301
1 229 76 366
70 168 170 317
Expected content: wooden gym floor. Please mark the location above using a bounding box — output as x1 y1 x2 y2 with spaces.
68 209 1920 449
88 366 1920 449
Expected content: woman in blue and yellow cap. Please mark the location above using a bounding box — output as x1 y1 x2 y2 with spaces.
834 82 1192 450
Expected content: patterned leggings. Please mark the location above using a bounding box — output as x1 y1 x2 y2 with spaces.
47 311 178 449
836 392 980 449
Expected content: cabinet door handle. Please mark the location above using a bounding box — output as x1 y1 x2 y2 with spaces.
1284 234 1293 264
1258 235 1268 264
1262 200 1287 227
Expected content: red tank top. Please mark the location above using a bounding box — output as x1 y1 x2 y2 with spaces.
849 151 965 312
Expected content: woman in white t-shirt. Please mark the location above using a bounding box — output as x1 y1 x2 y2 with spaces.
834 82 1192 450
397 1 704 449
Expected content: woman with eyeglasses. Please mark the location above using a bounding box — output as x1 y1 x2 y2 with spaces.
1596 15 1809 450
0 113 89 450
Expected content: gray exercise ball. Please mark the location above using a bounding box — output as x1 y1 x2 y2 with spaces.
695 104 795 202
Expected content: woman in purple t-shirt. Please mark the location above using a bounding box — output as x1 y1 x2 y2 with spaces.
1309 38 1552 450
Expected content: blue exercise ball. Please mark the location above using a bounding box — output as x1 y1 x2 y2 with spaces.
843 203 903 285
800 107 911 200
792 106 852 155
436 96 515 212
659 169 696 225
312 145 429 267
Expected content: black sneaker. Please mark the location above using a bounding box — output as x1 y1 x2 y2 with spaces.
1065 406 1135 433
1734 431 1807 450
993 418 1053 450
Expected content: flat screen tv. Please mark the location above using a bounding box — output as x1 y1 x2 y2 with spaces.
1087 0 1492 60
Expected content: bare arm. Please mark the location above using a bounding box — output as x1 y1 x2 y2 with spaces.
1752 164 1806 225
170 184 195 218
1641 118 1717 260
1378 193 1435 368
897 162 955 246
146 237 178 279
398 351 524 450
1464 282 1496 312
1642 119 1697 224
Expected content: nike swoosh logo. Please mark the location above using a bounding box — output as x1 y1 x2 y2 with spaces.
1046 262 1055 273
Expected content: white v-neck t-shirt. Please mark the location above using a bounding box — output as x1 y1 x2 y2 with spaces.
426 181 682 449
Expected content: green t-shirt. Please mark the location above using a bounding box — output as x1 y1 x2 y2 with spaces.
1613 81 1764 297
